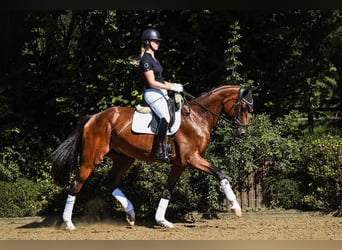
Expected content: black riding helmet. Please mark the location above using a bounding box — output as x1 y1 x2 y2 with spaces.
141 28 162 42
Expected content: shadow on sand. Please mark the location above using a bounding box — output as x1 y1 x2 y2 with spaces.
16 215 64 229
15 213 196 230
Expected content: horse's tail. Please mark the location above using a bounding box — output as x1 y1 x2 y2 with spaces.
50 115 92 186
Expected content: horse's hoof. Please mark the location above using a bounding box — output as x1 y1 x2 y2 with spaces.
126 217 135 226
65 221 76 231
231 209 242 217
156 220 174 228
127 220 135 226
231 200 242 217
126 210 135 226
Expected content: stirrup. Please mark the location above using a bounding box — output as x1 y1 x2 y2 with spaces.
156 151 168 160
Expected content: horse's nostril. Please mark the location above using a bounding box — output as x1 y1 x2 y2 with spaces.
237 128 248 137
233 128 246 137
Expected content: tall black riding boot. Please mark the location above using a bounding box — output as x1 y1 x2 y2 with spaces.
154 118 169 160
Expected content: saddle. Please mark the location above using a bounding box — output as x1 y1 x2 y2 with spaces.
132 92 183 135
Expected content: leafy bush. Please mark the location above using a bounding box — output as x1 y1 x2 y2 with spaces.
203 114 304 210
300 135 342 211
0 146 25 181
0 178 43 217
258 113 306 209
263 176 303 209
275 110 304 139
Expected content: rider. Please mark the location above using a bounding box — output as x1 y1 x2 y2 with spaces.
140 28 183 160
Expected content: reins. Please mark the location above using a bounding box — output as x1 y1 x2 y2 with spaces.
182 89 239 125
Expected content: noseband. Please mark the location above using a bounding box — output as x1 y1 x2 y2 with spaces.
229 87 254 128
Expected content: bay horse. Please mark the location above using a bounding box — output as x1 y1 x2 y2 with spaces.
50 85 256 230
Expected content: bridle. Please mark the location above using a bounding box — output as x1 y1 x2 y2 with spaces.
223 87 254 128
182 87 253 129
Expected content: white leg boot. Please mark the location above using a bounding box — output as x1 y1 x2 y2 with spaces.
220 179 242 217
155 198 174 228
63 194 76 230
112 188 135 226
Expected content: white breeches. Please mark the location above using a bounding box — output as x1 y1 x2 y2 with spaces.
144 88 170 123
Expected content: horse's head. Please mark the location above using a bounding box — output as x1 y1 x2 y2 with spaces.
223 86 256 137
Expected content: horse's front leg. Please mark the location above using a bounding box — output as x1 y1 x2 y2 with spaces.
220 179 242 216
188 152 242 217
155 165 185 228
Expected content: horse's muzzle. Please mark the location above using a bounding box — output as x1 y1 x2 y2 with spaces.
233 127 248 137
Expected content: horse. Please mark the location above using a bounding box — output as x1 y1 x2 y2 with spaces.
50 85 256 230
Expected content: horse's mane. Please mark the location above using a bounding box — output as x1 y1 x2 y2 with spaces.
190 83 239 101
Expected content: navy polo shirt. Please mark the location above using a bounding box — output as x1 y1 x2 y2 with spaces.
140 53 165 88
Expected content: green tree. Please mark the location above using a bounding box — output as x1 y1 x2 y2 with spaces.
240 10 341 124
225 21 243 84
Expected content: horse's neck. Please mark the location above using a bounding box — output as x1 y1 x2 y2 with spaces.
195 86 238 114
187 86 238 128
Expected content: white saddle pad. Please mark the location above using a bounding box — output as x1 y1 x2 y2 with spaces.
131 108 181 135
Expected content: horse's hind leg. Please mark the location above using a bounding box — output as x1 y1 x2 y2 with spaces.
63 120 111 230
105 151 135 225
63 162 98 230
